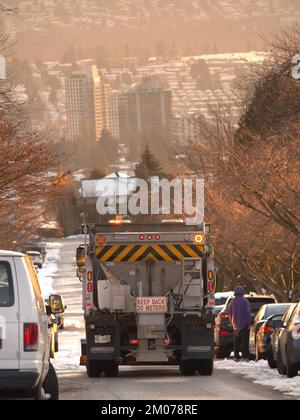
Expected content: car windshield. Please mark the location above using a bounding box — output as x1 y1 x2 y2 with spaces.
0 262 14 307
249 298 276 314
265 304 290 319
215 293 234 306
216 297 227 306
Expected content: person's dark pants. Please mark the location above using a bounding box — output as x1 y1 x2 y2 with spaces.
234 327 250 359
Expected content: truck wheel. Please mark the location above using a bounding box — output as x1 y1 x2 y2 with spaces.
181 362 197 376
43 363 59 400
198 359 214 376
87 360 103 378
103 362 119 378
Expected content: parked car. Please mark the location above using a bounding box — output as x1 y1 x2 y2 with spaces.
26 251 43 269
277 302 300 378
0 251 59 400
22 243 47 264
250 303 292 361
268 304 297 369
215 294 277 359
215 292 234 307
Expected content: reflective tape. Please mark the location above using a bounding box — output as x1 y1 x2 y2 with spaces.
95 244 205 262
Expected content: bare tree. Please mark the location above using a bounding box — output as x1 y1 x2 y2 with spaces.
0 5 60 248
183 27 300 301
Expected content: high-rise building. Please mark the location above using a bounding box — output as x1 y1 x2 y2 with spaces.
65 65 111 143
109 92 120 141
115 78 172 147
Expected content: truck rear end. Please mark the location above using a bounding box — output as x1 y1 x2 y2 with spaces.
77 222 216 377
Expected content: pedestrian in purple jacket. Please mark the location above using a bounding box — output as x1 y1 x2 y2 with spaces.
228 286 252 361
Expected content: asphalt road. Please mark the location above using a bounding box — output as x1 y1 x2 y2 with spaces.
49 238 291 401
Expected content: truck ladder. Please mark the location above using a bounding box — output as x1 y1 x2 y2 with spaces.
182 258 203 311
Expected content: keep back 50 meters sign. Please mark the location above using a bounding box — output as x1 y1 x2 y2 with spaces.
136 297 168 313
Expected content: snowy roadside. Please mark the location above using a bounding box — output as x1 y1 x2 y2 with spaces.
37 239 85 372
215 360 300 399
38 242 62 298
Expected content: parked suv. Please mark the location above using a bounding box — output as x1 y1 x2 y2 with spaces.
26 251 43 269
0 251 59 400
215 294 277 359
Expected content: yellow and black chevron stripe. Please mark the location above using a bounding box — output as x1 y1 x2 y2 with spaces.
95 244 205 262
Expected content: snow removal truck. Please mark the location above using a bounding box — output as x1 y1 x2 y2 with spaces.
76 220 216 377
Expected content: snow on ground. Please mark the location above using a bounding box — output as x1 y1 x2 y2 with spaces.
37 239 85 372
38 242 62 299
215 360 300 399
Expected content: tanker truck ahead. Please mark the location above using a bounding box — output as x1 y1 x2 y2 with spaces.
76 220 216 378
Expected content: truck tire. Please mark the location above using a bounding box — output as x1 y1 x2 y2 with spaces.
43 363 59 400
87 360 103 378
181 361 197 376
103 362 119 378
198 359 214 376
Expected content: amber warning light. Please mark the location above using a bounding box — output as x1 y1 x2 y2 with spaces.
194 234 205 244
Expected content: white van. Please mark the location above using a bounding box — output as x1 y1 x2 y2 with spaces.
0 251 59 400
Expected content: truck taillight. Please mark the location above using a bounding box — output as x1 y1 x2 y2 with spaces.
130 339 139 345
292 325 300 340
24 323 39 352
140 234 161 241
95 236 106 246
87 283 93 293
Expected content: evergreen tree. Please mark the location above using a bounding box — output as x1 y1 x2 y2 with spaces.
135 144 164 180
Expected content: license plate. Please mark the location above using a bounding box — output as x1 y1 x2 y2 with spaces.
95 335 111 344
136 297 168 313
